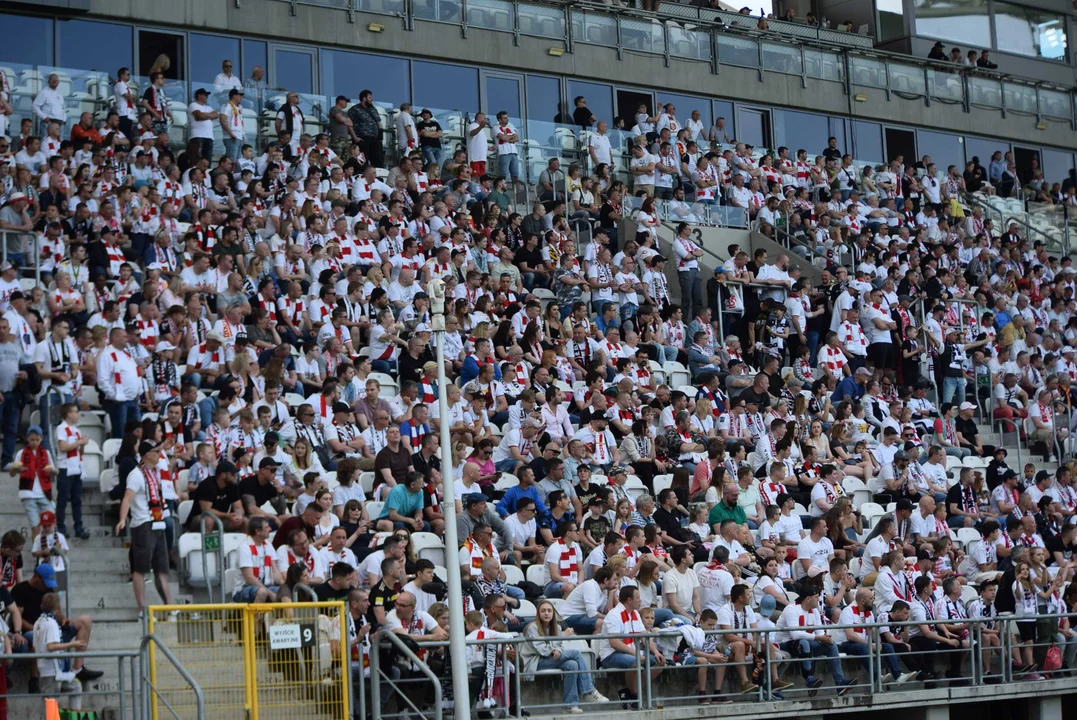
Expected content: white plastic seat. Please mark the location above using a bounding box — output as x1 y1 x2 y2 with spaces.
526 564 547 585
360 472 376 495
503 565 525 585
411 531 446 566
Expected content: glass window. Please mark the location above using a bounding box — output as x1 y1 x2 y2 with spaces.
189 33 240 84
964 136 1006 169
1040 149 1074 188
712 100 735 143
0 13 53 69
852 121 883 164
527 75 562 126
773 110 828 156
913 0 990 48
242 40 267 81
57 20 132 75
994 2 1067 61
877 0 904 43
566 81 612 127
916 130 964 176
655 93 711 133
321 50 409 105
829 118 848 156
737 108 770 149
274 49 314 95
485 75 521 118
413 61 478 113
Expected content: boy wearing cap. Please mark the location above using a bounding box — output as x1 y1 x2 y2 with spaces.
11 425 57 538
115 440 176 610
30 510 67 574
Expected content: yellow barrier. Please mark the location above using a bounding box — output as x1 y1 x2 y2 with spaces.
146 602 350 720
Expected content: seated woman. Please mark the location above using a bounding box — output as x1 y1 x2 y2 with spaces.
520 599 608 713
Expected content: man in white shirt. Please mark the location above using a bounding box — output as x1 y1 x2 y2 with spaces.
395 102 417 153
493 111 521 184
544 520 584 599
774 585 854 693
797 517 835 579
697 545 735 612
233 516 283 602
187 87 218 162
597 585 665 706
33 589 83 707
502 498 542 566
115 440 177 611
213 59 243 98
838 587 913 684
561 566 619 634
466 112 490 176
491 420 540 474
588 120 614 169
112 67 138 141
32 73 66 127
755 255 793 302
219 88 246 161
96 327 142 439
629 143 656 196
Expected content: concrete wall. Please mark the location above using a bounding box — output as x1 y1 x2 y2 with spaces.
65 0 1077 151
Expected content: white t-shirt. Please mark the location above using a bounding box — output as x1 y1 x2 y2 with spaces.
597 602 645 660
697 564 734 611
235 536 277 596
467 122 489 162
34 613 73 680
396 111 417 151
492 428 530 465
796 535 834 571
124 465 171 528
588 132 613 167
662 567 699 612
502 513 536 548
188 101 216 139
113 80 136 120
494 122 518 156
631 152 657 185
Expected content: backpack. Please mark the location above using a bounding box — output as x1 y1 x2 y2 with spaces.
1043 644 1063 672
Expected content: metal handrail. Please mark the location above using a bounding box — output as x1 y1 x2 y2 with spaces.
140 633 206 720
370 627 444 720
0 650 141 720
961 192 1069 256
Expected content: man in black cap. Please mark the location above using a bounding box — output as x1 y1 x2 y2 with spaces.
239 457 287 527
456 494 509 556
928 41 947 61
187 87 218 163
189 459 245 532
115 440 176 611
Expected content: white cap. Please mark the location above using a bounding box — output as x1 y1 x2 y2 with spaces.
959 402 976 411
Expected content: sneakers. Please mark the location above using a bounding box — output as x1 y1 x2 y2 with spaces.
698 691 710 705
880 673 893 685
713 696 732 704
774 679 794 691
837 678 858 696
740 681 759 694
76 667 104 682
568 707 584 714
617 688 629 710
766 692 784 701
806 676 824 697
581 690 608 704
897 671 919 684
1026 673 1044 681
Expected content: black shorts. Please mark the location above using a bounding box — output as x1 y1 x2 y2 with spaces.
869 342 894 370
130 522 169 575
1016 620 1036 643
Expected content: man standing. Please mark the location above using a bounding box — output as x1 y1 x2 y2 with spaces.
328 95 358 159
115 440 176 612
187 88 218 162
349 90 384 168
219 89 246 162
96 328 141 438
0 317 25 469
494 111 520 185
467 112 490 177
672 222 704 320
32 74 66 129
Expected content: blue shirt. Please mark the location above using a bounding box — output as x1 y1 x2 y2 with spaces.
460 355 502 385
380 484 425 520
495 485 548 518
994 310 1011 329
989 159 1006 183
831 376 864 404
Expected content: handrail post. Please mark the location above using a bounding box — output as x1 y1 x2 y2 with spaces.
140 634 206 720
370 632 382 716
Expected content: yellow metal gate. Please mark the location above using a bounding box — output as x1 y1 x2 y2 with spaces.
146 602 350 720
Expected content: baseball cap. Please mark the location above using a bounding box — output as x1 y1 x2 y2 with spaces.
463 493 487 508
893 450 910 462
206 331 226 343
259 457 281 470
959 402 976 411
39 511 56 526
265 431 281 444
759 594 777 617
855 367 872 377
806 565 825 578
157 340 176 352
35 564 58 589
216 460 238 475
228 88 244 97
139 440 161 456
26 425 42 437
332 402 352 414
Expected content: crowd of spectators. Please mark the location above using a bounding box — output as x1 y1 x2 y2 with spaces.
1 52 1077 715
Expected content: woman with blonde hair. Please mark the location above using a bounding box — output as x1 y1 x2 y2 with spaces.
363 265 387 300
520 599 607 712
284 437 325 487
690 398 717 439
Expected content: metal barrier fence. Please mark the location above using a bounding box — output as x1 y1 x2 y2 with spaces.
367 612 1077 718
145 602 349 720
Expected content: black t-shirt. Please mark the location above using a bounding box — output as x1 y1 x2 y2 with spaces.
237 475 280 509
653 506 685 541
415 119 442 149
412 451 441 479
367 581 400 626
599 202 619 229
1045 535 1075 565
313 581 352 602
193 478 241 516
575 482 600 510
398 348 434 388
572 106 594 129
514 246 545 273
583 513 610 542
12 581 45 626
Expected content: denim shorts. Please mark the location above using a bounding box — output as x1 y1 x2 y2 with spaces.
233 584 280 603
22 497 55 527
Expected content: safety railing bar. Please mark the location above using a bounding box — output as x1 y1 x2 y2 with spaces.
375 628 443 720
376 670 433 718
141 678 188 720
139 633 206 720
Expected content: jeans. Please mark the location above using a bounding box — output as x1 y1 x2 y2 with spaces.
537 649 596 706
1 390 22 465
942 376 967 405
39 391 73 452
371 360 396 375
840 640 900 676
564 614 598 634
658 344 679 363
194 137 214 163
783 638 845 682
223 137 243 162
198 395 219 430
678 269 702 321
806 330 820 366
620 303 638 328
498 153 521 183
422 146 444 168
106 399 141 439
942 445 971 460
56 470 83 533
